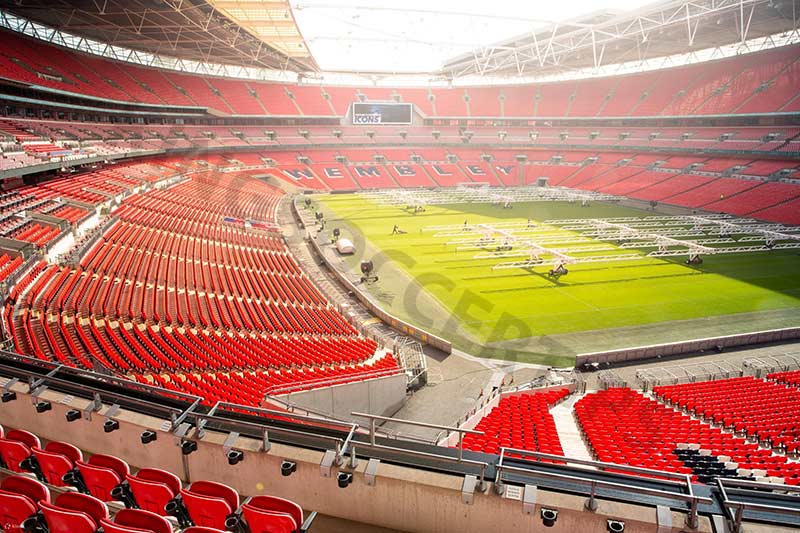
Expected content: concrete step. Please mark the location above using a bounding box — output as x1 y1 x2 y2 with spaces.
550 393 595 465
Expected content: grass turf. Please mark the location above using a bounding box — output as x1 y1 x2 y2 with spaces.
316 195 800 364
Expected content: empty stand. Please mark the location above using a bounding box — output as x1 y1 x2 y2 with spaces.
653 376 800 454
576 388 800 484
0 26 798 119
462 389 568 456
9 167 400 407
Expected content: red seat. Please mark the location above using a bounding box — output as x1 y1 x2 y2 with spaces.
0 490 38 531
32 441 83 486
241 508 296 533
100 509 172 533
242 495 305 533
184 528 229 533
0 429 40 472
125 468 181 515
52 492 108 525
74 454 130 501
38 493 107 533
180 480 239 529
1 475 50 504
38 500 97 533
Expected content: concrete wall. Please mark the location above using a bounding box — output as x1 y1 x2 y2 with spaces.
577 327 800 367
275 373 407 421
303 217 452 354
0 380 715 533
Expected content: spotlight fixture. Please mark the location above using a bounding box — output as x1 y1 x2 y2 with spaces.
281 460 297 477
227 450 244 466
180 440 197 455
65 409 81 422
141 430 157 444
541 508 558 527
2 391 16 403
35 401 52 413
103 419 120 433
337 472 353 488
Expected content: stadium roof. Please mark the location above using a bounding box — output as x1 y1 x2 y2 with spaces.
0 0 318 72
440 0 800 78
1 0 797 79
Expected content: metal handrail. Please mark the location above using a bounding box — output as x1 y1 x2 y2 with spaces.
716 478 800 532
6 350 800 530
498 448 691 484
352 411 484 461
0 352 202 429
195 402 356 460
213 402 357 432
496 448 711 529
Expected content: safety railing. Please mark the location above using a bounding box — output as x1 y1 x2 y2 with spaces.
0 350 203 430
495 448 712 529
352 411 489 490
716 478 800 532
4 350 800 530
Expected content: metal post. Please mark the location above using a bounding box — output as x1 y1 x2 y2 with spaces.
457 431 464 461
732 505 744 533
585 481 598 511
687 497 699 530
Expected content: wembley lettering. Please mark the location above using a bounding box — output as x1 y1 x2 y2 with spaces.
354 166 381 177
394 165 416 176
282 168 314 180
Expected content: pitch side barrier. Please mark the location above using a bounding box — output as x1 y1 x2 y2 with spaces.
298 201 451 354
3 351 800 529
576 327 800 367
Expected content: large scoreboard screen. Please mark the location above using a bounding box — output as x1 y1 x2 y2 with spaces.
351 102 412 125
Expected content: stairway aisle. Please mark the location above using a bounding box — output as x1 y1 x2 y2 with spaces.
550 393 595 464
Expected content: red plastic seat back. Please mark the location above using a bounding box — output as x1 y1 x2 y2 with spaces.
88 453 130 478
184 528 228 533
108 509 173 533
54 491 108 524
180 487 234 529
32 447 75 486
188 480 239 511
246 495 303 528
38 500 97 533
134 468 181 495
0 438 32 472
6 430 40 449
241 507 296 533
76 460 123 501
45 441 83 463
1 475 50 504
0 490 37 530
125 473 177 516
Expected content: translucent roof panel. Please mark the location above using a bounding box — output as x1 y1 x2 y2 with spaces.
291 0 647 73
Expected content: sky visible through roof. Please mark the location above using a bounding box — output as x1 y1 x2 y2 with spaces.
291 0 649 72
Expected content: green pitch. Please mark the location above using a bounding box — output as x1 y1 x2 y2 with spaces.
315 195 800 365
